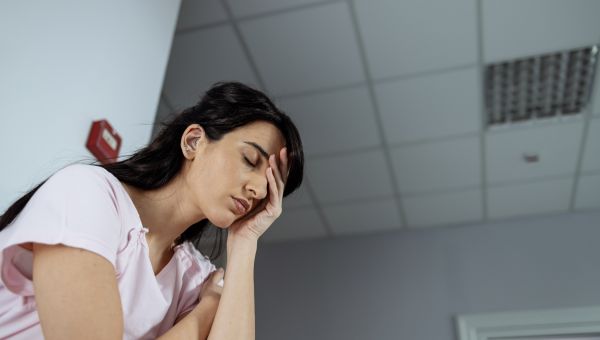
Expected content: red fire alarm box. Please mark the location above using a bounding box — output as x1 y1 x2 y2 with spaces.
86 119 122 164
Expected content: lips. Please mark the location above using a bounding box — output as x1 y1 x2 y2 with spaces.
232 197 250 215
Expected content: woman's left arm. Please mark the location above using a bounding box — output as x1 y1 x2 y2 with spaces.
157 295 219 340
207 148 288 340
158 269 224 340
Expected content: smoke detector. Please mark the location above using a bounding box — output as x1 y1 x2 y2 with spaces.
485 45 598 126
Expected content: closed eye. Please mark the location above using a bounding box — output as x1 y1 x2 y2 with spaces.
244 156 256 167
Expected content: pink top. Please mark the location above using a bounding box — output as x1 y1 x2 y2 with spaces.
0 164 216 339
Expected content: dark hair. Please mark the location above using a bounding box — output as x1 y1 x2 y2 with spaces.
0 82 304 261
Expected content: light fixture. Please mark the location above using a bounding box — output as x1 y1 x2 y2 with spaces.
485 45 598 126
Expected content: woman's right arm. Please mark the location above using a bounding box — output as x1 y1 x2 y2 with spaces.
33 242 225 340
32 243 124 340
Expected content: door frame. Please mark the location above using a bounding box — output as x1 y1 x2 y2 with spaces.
456 306 600 340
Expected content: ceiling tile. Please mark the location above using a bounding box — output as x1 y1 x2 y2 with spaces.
239 2 364 96
403 189 483 228
354 0 478 79
486 121 583 184
227 0 328 18
176 0 227 31
283 182 313 209
488 178 572 219
261 207 328 243
276 86 380 157
375 67 481 145
582 117 600 172
323 198 402 236
163 26 259 108
307 149 394 204
482 0 600 63
575 173 600 210
390 136 481 194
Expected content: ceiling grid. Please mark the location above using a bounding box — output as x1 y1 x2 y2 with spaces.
475 0 489 221
347 0 408 229
156 0 600 242
223 0 337 239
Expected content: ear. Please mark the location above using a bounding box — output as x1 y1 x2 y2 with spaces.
181 124 205 160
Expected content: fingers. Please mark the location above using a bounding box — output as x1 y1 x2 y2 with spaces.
204 267 224 282
216 269 224 287
265 166 285 220
211 268 225 283
268 155 284 191
279 147 289 183
266 167 280 209
269 147 288 187
210 268 225 288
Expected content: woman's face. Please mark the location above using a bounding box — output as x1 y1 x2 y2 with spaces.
182 121 286 228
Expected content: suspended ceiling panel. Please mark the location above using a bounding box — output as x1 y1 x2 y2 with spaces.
488 178 572 219
390 136 481 194
176 0 227 30
354 0 478 79
282 184 314 209
239 2 364 96
575 174 600 210
403 189 483 228
306 149 394 204
276 86 380 157
375 67 481 145
324 198 403 236
482 0 600 63
158 0 600 243
262 207 327 242
227 0 329 18
486 122 583 184
163 25 259 108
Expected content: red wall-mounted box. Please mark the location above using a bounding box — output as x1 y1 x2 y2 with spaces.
86 119 122 164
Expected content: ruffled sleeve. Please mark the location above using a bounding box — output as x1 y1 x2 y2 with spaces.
175 242 217 320
0 164 123 295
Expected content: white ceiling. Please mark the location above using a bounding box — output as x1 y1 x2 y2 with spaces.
157 0 600 243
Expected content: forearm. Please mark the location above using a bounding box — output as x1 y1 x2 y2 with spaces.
208 239 257 340
157 296 219 340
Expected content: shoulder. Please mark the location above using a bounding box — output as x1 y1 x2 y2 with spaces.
48 164 116 189
42 164 123 207
2 165 130 269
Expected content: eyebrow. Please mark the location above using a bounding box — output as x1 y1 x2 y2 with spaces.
243 141 270 160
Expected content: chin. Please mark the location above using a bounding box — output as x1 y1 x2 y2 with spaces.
207 218 231 229
207 210 237 229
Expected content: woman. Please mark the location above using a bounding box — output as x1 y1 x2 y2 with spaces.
0 82 304 339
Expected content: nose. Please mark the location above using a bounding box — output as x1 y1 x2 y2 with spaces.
246 171 268 201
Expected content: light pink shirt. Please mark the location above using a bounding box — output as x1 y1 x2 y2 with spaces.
0 164 216 339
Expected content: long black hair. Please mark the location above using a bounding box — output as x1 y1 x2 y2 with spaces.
0 82 304 261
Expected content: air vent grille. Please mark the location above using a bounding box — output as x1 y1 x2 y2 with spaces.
485 45 598 126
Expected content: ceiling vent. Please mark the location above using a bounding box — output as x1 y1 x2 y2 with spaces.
485 45 598 127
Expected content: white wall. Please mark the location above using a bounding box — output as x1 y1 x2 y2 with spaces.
0 0 181 210
255 210 600 340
